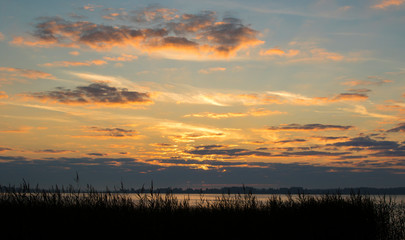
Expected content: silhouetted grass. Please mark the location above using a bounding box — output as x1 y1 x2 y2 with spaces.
1 181 404 240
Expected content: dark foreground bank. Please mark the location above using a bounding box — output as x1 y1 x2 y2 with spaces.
1 183 404 240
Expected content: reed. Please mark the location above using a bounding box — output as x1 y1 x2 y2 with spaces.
1 181 404 240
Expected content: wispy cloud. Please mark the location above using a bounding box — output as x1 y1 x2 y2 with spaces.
103 54 138 62
266 91 368 105
342 76 393 87
259 48 300 57
184 108 286 119
83 4 103 11
41 59 107 67
266 123 353 131
75 126 141 139
198 67 226 74
0 67 56 80
372 0 405 9
341 105 396 119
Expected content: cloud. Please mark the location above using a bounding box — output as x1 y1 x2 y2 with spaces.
0 67 56 80
266 91 368 105
35 149 75 154
330 136 405 157
102 13 121 20
283 150 349 157
198 67 226 74
259 48 300 57
331 136 399 150
0 147 12 152
83 4 103 11
0 32 4 41
184 108 286 119
0 126 32 133
279 45 345 63
81 126 139 138
340 105 396 119
0 91 8 99
69 51 80 56
41 59 107 67
186 147 272 157
342 77 393 87
128 6 179 23
266 123 353 131
372 0 405 9
87 152 107 157
103 54 138 62
329 93 369 102
387 122 405 132
12 10 263 60
23 82 152 107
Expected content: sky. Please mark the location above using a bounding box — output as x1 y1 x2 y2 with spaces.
0 0 404 189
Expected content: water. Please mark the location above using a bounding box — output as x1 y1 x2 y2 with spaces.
126 193 405 206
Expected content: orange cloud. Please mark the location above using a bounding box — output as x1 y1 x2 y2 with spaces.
0 91 8 99
184 108 286 119
266 91 368 105
83 4 103 11
102 12 121 20
372 0 405 9
41 59 107 67
69 51 80 56
342 77 393 86
0 126 33 133
0 32 4 41
259 48 300 57
0 67 56 80
198 67 226 74
103 54 138 62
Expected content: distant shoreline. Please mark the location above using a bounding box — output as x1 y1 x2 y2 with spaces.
126 186 405 195
4 184 403 195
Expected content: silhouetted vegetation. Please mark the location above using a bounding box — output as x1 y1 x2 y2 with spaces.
1 181 404 240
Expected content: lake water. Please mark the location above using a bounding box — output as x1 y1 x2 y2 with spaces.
126 193 405 206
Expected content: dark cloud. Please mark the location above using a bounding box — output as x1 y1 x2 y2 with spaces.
193 145 227 150
347 88 372 93
387 122 405 133
16 9 262 58
275 139 307 143
86 126 139 138
186 148 272 157
331 136 405 157
331 136 399 150
0 155 404 189
26 82 152 106
283 151 349 157
87 153 107 157
0 147 12 152
35 149 74 154
331 93 368 101
267 123 353 131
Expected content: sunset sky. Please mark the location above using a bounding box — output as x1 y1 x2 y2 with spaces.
0 0 404 189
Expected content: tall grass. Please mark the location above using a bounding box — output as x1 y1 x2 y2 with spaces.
1 181 404 239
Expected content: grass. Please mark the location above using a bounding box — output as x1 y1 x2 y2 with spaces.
1 181 404 240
